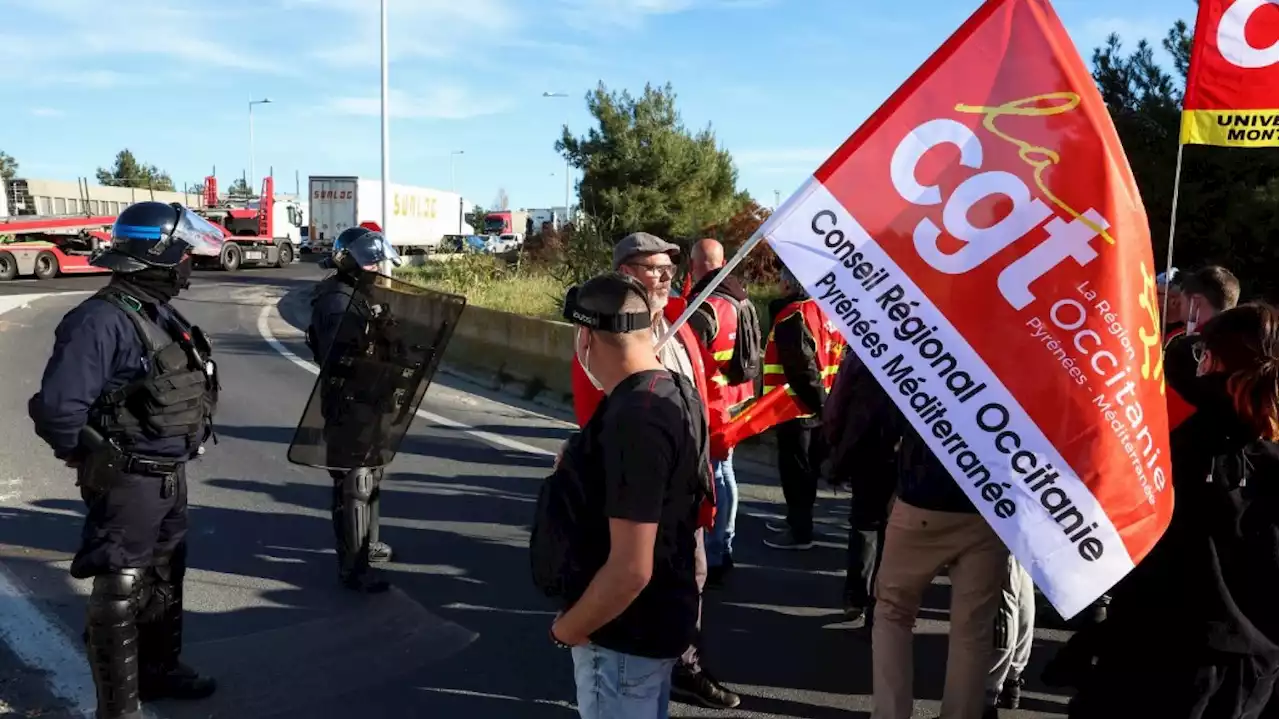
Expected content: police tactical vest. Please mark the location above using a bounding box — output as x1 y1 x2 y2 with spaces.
89 287 218 452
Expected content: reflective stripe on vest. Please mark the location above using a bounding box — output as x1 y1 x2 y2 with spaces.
703 294 754 418
761 299 845 418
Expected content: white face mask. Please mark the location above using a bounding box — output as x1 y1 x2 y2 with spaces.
579 336 602 390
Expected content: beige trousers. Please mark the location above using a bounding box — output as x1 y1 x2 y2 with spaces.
871 500 1009 719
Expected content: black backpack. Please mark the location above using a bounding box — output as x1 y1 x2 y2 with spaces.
713 290 763 386
529 429 606 600
529 372 710 600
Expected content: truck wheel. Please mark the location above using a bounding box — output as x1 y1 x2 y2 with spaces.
0 252 16 281
221 243 242 272
34 251 59 280
275 243 294 268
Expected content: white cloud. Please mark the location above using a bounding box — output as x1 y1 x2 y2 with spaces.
29 107 65 118
296 0 523 67
14 0 295 76
326 84 514 120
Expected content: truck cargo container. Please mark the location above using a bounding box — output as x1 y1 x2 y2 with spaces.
308 176 465 254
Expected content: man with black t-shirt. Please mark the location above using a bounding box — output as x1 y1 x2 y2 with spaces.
548 272 708 718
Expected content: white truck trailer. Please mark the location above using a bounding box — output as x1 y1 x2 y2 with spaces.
307 176 465 254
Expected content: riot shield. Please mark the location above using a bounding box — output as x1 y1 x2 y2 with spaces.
287 272 467 471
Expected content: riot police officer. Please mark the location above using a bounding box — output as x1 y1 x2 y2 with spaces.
28 201 223 719
307 226 401 592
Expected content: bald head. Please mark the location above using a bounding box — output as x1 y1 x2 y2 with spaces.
690 238 725 283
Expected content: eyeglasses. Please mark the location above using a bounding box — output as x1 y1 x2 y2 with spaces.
1191 340 1207 365
625 262 676 280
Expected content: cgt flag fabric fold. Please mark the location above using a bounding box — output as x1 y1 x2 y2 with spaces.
756 0 1173 618
1180 0 1279 147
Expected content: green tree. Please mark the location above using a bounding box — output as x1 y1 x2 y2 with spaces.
1092 13 1278 301
227 178 251 197
464 203 487 232
0 151 17 181
556 82 742 242
95 149 176 192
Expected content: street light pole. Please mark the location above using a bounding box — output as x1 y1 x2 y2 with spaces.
379 0 392 276
450 150 464 193
543 91 571 228
248 98 272 196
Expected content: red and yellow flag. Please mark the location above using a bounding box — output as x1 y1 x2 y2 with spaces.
757 0 1172 618
1181 0 1279 147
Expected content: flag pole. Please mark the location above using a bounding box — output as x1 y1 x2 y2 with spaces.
1160 143 1185 323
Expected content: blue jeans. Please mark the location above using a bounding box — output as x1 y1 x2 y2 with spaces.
571 643 676 719
706 451 738 568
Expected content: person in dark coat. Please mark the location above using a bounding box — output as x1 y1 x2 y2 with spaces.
822 351 898 623
1067 302 1279 719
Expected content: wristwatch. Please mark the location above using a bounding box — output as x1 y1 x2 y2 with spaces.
549 625 572 649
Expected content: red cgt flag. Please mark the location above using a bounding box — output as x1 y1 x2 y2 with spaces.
710 386 802 459
1180 0 1279 147
757 0 1172 617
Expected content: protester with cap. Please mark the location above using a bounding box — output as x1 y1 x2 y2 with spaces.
536 272 711 718
570 232 742 710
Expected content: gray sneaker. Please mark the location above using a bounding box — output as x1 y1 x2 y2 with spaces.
763 531 813 550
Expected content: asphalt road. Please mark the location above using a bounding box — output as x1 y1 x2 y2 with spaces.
0 264 1073 718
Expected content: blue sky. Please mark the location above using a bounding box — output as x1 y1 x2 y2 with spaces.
3 0 1189 213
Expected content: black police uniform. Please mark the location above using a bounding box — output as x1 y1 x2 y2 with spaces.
307 226 395 593
28 201 219 719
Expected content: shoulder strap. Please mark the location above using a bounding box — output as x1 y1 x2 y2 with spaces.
94 287 172 354
666 371 713 500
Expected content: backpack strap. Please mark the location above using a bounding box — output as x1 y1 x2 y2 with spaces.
667 371 715 508
94 287 173 354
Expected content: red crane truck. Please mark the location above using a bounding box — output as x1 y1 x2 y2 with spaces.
0 175 303 280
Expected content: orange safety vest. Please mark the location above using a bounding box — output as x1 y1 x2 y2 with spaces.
703 294 755 426
762 298 845 418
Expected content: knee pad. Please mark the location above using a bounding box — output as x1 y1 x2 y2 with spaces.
88 570 144 626
342 468 377 504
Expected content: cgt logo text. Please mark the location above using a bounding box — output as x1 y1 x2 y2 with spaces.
1215 0 1279 70
886 94 1112 314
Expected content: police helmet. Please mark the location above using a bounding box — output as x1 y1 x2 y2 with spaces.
92 201 227 272
328 226 402 274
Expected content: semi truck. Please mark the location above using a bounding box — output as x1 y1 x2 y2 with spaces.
194 175 304 271
482 209 531 238
0 174 302 280
308 176 466 254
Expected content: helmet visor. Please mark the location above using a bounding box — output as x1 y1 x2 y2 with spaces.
344 231 403 268
172 208 227 257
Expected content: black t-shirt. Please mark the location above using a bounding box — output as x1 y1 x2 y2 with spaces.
567 369 703 659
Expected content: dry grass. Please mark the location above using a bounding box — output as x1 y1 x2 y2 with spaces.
394 255 565 320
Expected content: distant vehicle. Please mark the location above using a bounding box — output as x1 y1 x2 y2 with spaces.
308 176 466 255
482 210 531 237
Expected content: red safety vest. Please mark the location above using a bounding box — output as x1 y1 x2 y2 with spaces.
761 298 845 418
703 294 755 427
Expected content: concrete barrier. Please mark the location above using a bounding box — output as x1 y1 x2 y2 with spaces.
443 304 576 405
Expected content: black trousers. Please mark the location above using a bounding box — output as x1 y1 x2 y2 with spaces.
775 419 827 543
74 463 190 718
844 493 888 607
1069 647 1277 719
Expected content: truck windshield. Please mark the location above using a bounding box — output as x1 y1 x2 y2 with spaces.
483 217 505 233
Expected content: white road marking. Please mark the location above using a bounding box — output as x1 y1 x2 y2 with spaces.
255 304 556 458
0 292 159 719
0 291 92 316
0 561 97 717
